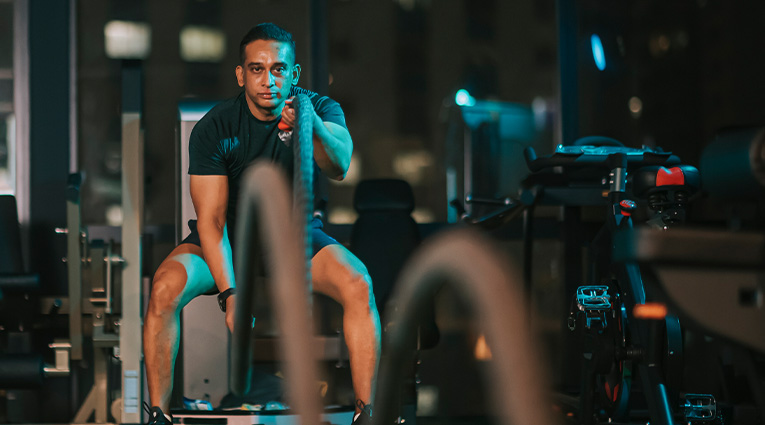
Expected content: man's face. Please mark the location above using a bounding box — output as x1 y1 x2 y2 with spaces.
235 39 299 119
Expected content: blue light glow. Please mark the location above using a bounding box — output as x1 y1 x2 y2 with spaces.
591 34 606 71
455 89 476 107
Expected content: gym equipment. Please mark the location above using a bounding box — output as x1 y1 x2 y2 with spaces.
0 61 146 424
177 99 230 404
443 97 540 222
349 178 437 423
615 227 765 354
350 179 420 316
0 194 46 392
291 94 315 292
54 61 145 424
623 126 765 354
119 59 146 424
449 193 530 231
374 229 557 425
62 173 124 424
0 195 39 289
523 139 707 425
614 221 765 424
700 126 765 199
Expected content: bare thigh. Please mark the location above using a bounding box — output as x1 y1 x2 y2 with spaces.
150 243 217 310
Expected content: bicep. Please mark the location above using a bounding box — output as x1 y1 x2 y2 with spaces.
190 175 228 227
323 121 352 146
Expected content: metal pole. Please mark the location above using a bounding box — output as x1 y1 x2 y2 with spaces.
69 0 78 173
557 0 579 145
556 0 584 393
13 0 31 235
309 0 329 95
120 60 144 424
66 173 84 361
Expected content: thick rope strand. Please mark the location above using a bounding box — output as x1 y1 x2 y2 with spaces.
293 94 314 293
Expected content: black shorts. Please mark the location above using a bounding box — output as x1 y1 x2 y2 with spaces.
181 217 340 258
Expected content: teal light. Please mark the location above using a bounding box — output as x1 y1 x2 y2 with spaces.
591 34 606 71
455 89 476 107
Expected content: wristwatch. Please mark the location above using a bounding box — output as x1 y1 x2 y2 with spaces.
218 288 236 312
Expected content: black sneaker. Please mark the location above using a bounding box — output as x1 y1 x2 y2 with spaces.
143 403 173 425
351 400 372 425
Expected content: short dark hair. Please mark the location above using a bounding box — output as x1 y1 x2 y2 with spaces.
239 23 296 64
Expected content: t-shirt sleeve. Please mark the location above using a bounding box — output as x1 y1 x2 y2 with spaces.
290 86 348 130
314 97 348 130
188 116 228 176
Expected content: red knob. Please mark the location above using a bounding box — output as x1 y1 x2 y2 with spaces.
619 199 636 216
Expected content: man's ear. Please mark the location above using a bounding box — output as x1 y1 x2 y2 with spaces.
235 65 244 87
292 64 301 86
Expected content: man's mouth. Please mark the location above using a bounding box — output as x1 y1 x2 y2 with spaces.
258 92 277 99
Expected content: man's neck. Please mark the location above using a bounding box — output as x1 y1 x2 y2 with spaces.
244 94 280 121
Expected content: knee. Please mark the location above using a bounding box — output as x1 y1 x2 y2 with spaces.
147 270 184 317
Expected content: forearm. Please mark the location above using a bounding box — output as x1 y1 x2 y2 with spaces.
197 220 236 292
312 118 352 180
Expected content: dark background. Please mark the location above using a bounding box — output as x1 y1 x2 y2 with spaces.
68 0 765 229
8 0 765 420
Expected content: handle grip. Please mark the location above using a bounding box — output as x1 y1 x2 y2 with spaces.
278 120 292 131
524 146 680 173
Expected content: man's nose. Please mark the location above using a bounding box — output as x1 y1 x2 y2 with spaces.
261 71 275 87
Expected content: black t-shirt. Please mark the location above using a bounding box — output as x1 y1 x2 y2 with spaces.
188 86 346 235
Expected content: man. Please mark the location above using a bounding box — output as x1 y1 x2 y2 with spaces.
143 23 380 425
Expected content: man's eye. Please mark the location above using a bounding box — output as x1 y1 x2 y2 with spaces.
274 67 286 73
251 67 262 72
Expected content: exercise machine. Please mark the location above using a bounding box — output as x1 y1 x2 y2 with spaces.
523 137 716 425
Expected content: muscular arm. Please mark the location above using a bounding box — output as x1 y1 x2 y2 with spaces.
190 175 236 293
312 117 353 181
282 100 353 180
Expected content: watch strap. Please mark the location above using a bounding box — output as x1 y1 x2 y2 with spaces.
218 287 236 312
